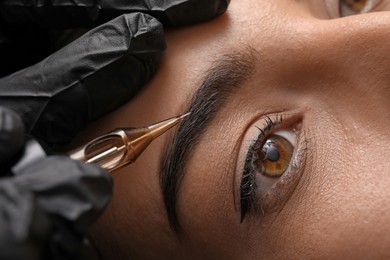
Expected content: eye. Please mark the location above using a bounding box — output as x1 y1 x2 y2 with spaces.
338 0 379 17
255 135 294 178
238 115 306 222
340 0 367 16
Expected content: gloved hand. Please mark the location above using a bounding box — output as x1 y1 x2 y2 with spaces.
0 106 113 260
0 0 230 148
0 1 230 259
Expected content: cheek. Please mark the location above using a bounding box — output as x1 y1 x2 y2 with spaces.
308 139 390 257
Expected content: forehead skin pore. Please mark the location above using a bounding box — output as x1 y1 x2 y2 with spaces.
80 0 390 259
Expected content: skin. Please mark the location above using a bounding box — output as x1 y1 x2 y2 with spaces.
75 0 390 258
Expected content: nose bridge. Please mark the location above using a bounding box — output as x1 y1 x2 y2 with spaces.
271 12 390 94
315 13 390 73
260 12 390 127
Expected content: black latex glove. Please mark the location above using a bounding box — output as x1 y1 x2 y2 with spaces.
0 107 113 260
0 0 229 148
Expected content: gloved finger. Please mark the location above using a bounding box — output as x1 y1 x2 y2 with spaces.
0 106 25 166
14 156 113 235
0 0 230 30
0 13 165 148
0 0 229 77
0 28 50 77
0 179 50 260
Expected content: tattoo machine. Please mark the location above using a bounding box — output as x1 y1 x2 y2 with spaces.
69 113 190 172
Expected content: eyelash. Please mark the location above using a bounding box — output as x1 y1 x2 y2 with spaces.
240 115 283 222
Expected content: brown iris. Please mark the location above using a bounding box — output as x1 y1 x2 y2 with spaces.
255 135 293 178
342 0 367 11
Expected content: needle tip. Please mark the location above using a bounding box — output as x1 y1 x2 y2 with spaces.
179 112 191 120
146 112 191 139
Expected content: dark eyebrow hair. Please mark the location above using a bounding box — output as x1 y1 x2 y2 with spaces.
159 47 258 233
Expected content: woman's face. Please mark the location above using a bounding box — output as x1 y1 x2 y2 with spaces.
82 0 390 258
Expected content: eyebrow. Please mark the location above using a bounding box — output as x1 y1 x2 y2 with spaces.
159 47 258 233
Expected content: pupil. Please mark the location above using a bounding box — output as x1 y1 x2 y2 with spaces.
263 143 280 162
